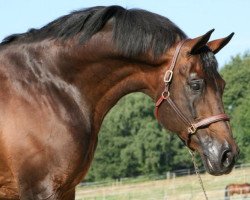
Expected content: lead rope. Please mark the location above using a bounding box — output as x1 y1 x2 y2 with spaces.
188 149 209 200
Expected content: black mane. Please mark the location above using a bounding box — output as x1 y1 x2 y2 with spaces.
1 5 187 57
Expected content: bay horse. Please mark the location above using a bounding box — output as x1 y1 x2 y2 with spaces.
0 5 239 200
225 183 250 200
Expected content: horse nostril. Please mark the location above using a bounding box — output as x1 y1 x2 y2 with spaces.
221 150 233 168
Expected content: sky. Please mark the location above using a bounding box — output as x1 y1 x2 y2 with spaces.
0 0 249 67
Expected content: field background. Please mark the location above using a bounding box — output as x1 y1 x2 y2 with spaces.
75 164 250 200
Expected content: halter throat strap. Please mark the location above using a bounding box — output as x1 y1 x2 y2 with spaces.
155 40 230 136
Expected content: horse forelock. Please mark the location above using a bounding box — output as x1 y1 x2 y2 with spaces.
199 47 219 77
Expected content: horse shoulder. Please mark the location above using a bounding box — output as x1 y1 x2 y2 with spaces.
0 60 92 198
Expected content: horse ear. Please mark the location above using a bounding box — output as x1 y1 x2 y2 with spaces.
189 29 215 54
207 33 234 54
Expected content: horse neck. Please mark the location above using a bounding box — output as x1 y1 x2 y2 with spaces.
57 38 168 133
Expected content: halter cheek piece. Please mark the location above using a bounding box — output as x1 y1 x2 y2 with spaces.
155 40 230 137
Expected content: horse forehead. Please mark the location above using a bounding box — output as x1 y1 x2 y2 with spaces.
186 55 220 79
179 55 205 77
191 62 204 76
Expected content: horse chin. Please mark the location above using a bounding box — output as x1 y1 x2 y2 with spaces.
200 153 234 176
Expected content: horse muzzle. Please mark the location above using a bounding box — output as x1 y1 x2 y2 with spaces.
200 139 239 175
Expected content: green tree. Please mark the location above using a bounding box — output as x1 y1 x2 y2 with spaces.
221 53 250 163
221 53 250 115
232 94 250 163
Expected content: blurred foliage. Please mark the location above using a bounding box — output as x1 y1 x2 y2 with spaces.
221 53 250 163
86 53 250 181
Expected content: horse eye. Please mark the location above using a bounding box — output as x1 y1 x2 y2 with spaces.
190 80 203 91
191 83 200 90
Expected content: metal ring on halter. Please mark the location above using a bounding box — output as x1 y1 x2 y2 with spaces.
164 70 173 83
188 124 197 135
162 91 170 99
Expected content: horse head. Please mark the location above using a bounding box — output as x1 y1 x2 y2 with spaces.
156 30 239 175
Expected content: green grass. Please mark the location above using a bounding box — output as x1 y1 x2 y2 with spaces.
76 166 250 200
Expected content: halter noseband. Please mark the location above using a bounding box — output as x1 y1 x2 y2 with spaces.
155 40 230 136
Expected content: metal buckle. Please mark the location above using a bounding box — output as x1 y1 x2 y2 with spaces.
164 70 173 83
188 124 197 135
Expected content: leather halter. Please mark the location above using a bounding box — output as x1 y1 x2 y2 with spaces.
155 40 230 135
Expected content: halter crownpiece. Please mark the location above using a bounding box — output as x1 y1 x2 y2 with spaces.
155 40 230 136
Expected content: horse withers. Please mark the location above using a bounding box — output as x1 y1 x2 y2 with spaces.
0 5 239 199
